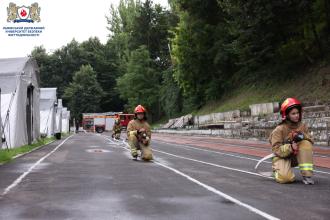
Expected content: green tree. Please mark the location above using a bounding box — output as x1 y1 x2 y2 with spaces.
117 46 161 119
219 0 330 77
33 0 330 121
107 0 181 120
63 65 104 119
32 37 125 112
31 46 63 89
80 37 125 111
171 0 229 109
169 0 330 111
160 68 182 118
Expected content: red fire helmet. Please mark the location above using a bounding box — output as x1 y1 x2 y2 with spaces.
134 105 146 113
280 98 302 120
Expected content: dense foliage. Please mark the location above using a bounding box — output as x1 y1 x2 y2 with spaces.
32 0 330 121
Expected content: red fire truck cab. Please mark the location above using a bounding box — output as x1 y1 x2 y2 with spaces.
118 114 134 128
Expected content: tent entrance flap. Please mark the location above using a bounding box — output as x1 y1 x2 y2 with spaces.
26 85 34 145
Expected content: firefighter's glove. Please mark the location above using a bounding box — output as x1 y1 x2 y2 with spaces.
292 132 305 143
277 144 293 158
129 130 138 137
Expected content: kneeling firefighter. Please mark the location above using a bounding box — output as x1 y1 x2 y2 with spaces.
269 98 314 184
127 105 153 161
112 119 121 139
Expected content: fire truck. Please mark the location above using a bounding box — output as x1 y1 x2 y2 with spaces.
118 113 135 129
82 112 134 133
82 112 119 133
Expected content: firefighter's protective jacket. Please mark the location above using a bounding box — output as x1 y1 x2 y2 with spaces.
127 119 151 141
269 121 313 158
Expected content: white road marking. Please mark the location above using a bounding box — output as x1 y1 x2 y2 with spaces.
108 138 124 146
1 135 73 196
106 138 279 220
153 149 273 179
313 170 330 175
154 140 264 162
153 160 280 220
154 140 330 176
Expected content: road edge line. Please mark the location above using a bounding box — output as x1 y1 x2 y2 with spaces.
1 135 74 196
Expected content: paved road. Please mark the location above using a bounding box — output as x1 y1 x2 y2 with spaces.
0 133 329 220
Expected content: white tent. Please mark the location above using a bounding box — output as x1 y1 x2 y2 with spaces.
54 99 63 139
61 107 70 133
0 88 2 144
0 57 40 149
40 88 57 137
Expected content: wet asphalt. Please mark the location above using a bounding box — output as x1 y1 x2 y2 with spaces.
0 133 329 220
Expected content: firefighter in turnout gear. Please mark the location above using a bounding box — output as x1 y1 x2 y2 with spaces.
269 98 314 184
127 105 153 161
112 119 121 139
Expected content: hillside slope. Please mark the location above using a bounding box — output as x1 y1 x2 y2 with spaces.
195 63 330 115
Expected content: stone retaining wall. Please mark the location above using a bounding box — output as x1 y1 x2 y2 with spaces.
159 103 330 147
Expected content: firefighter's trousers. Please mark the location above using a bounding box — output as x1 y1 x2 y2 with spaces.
272 140 313 183
128 135 153 161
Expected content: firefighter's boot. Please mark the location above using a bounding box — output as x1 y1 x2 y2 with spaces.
302 176 315 185
297 140 314 177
